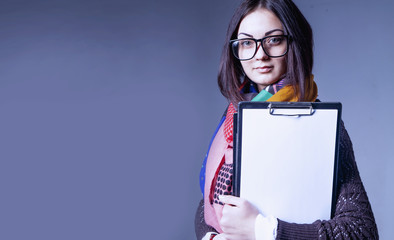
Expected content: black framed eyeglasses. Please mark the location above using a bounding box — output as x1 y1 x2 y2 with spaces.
230 35 290 61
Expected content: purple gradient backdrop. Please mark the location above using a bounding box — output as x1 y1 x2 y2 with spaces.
1 0 393 239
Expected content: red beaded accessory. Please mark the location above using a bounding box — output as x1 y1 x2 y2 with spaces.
223 103 236 144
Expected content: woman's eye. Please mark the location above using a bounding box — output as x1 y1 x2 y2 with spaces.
240 40 253 47
267 36 283 45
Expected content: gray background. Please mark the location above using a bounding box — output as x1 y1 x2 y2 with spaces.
1 0 393 239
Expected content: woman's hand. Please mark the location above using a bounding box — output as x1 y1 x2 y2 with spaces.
218 195 259 240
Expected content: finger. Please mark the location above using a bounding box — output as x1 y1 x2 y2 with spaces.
219 195 244 207
222 203 240 219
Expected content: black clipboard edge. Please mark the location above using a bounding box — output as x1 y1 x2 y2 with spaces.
232 112 240 197
233 101 342 220
331 103 342 218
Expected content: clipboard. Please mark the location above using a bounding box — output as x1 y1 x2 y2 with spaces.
233 102 341 223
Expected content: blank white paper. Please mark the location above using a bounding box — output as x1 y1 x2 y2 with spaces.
240 108 338 223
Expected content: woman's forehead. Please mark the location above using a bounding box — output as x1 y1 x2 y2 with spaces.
238 8 283 37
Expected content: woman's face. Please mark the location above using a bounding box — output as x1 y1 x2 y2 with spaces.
237 8 287 91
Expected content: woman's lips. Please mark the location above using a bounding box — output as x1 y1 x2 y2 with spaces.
255 66 273 73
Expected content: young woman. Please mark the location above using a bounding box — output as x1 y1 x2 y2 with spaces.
195 0 378 239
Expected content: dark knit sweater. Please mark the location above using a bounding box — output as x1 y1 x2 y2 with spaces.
195 121 379 239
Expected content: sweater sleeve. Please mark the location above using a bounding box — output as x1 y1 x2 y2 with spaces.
195 199 218 240
276 121 379 239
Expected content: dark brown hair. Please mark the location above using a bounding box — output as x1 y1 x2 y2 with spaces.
218 0 313 105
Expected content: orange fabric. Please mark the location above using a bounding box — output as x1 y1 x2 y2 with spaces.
267 75 318 102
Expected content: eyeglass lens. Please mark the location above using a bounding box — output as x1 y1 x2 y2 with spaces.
232 35 288 60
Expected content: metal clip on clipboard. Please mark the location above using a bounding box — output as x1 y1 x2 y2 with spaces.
268 102 315 116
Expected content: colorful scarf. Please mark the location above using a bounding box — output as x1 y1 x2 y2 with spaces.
204 76 318 232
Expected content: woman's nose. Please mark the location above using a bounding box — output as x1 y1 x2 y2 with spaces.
255 43 269 60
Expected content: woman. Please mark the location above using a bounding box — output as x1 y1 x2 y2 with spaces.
195 0 378 239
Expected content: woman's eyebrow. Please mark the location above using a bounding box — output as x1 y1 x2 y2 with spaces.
238 32 254 38
265 29 284 36
238 29 284 38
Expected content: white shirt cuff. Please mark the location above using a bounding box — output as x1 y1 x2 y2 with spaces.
255 214 278 240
